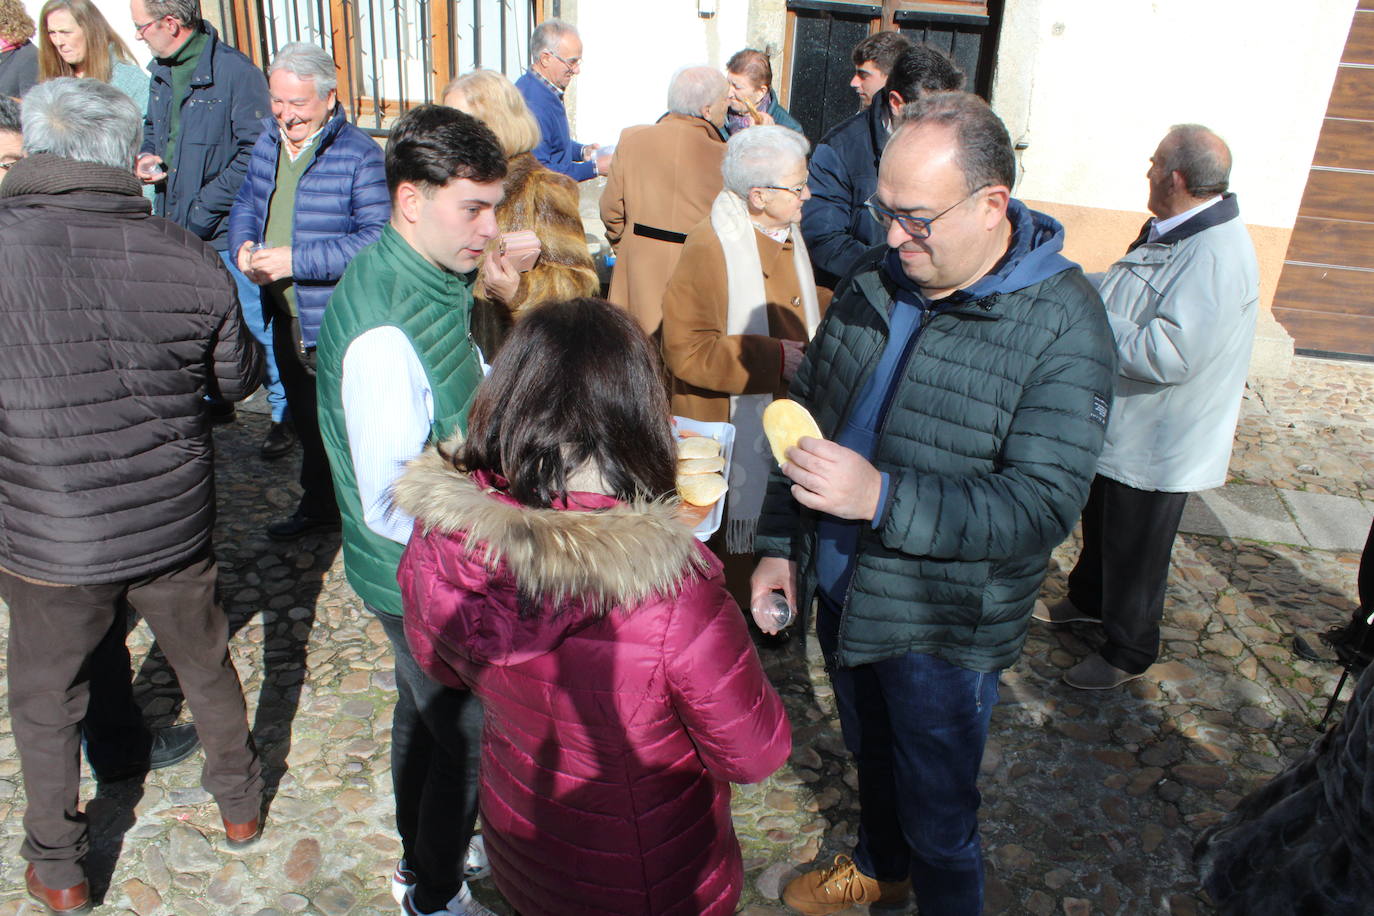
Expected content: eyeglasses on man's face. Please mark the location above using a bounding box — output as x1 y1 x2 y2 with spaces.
865 186 989 239
132 16 165 38
760 183 806 197
544 50 581 70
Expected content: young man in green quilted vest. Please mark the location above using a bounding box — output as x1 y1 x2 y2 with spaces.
316 105 522 916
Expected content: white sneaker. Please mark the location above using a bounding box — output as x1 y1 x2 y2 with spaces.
391 859 415 905
392 836 487 906
401 882 496 916
463 835 490 882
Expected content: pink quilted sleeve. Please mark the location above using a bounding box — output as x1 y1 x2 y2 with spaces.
397 532 471 691
664 572 792 784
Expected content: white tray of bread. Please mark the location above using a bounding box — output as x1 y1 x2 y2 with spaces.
673 416 735 542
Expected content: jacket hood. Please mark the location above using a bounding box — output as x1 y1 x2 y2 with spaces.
971 198 1077 296
393 445 711 666
875 198 1078 308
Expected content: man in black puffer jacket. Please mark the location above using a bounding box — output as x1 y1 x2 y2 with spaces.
0 78 265 912
753 92 1117 916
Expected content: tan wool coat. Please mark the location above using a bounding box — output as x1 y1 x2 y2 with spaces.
661 221 813 422
601 113 726 337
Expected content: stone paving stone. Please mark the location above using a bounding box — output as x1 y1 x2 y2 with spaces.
0 356 1371 914
1179 484 1306 545
1279 489 1374 551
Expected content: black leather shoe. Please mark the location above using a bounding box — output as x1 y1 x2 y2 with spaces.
95 723 201 782
267 512 341 542
260 421 297 460
206 400 237 425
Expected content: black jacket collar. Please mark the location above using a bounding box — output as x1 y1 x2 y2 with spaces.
1126 192 1240 253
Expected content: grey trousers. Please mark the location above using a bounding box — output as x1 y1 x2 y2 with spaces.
0 551 263 889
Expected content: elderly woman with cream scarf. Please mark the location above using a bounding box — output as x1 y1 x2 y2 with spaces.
661 125 821 608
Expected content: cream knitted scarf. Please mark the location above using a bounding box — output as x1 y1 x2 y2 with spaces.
710 188 820 554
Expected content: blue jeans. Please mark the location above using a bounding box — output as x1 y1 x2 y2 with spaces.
218 249 286 423
817 597 999 916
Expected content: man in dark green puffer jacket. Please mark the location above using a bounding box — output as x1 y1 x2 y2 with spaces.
753 92 1117 916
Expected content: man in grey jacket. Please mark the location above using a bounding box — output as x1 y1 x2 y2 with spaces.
0 78 265 912
1036 124 1260 690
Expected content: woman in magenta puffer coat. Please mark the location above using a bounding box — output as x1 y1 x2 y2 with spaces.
395 298 792 916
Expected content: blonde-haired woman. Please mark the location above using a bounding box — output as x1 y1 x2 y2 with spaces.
442 69 597 353
38 0 147 111
0 0 37 99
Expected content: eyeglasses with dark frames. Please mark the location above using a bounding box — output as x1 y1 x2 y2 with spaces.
864 186 989 239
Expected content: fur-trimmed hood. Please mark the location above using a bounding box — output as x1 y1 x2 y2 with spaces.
393 444 713 666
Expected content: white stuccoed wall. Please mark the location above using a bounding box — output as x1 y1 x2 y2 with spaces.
568 0 750 147
992 0 1356 230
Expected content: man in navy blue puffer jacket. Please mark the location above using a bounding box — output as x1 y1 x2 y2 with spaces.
228 42 390 542
801 45 964 290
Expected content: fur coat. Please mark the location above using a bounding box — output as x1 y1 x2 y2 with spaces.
472 153 599 356
1196 661 1374 914
394 449 791 916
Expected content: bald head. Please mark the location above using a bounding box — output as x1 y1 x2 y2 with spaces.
1146 124 1230 219
1160 124 1231 199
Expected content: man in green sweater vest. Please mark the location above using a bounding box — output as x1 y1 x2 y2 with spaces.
316 106 522 916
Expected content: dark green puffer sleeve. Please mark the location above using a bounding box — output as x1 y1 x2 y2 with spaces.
878 270 1118 562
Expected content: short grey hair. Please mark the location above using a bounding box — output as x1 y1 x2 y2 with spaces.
143 0 201 29
22 78 141 169
1161 123 1231 198
666 66 727 118
722 125 809 198
0 95 20 135
268 42 338 97
530 19 576 64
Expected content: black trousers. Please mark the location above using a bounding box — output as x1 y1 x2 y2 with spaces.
374 607 482 911
1359 518 1373 613
268 298 337 521
1066 474 1190 675
1 553 262 889
80 601 152 776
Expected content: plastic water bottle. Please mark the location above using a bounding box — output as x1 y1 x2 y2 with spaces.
751 592 794 634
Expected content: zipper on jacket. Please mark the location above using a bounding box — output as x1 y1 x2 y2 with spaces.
833 300 947 628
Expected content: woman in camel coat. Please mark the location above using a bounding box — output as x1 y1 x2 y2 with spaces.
661 126 821 587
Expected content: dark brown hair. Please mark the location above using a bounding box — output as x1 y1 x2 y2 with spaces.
385 104 507 199
851 30 910 72
459 298 677 509
726 48 772 91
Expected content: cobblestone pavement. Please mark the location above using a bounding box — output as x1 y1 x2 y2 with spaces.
0 357 1370 916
